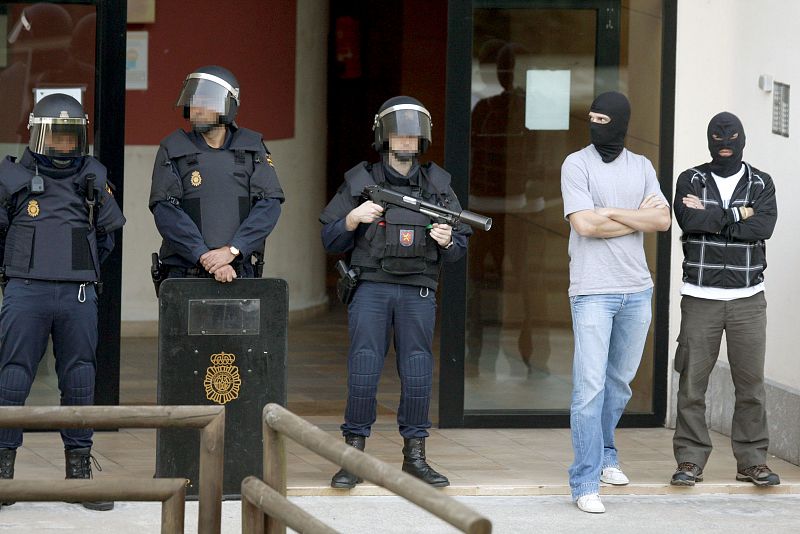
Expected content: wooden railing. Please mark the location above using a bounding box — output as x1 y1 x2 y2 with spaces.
240 403 492 534
0 406 225 534
0 479 186 533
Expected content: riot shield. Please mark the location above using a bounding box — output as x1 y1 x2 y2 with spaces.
155 278 288 497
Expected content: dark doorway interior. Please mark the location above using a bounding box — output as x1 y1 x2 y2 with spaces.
326 1 449 206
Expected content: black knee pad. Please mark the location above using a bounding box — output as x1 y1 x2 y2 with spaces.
59 363 95 405
0 364 33 405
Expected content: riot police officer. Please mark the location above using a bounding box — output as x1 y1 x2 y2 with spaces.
149 66 284 283
320 96 472 488
0 93 125 512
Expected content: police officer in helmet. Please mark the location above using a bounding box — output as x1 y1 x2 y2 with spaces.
149 66 283 283
0 93 125 512
320 96 472 488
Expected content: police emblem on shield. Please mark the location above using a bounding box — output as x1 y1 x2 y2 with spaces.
203 352 242 405
27 200 40 217
190 170 202 187
400 228 414 247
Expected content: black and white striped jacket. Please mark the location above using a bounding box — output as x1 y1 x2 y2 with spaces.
673 162 777 288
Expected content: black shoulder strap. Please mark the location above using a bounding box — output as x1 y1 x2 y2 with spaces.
420 162 452 195
229 127 265 152
162 129 200 166
0 157 32 200
344 161 378 196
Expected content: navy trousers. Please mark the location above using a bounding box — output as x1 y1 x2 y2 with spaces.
342 281 436 439
0 279 98 449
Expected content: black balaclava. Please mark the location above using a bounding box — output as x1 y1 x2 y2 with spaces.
589 91 630 163
707 112 745 177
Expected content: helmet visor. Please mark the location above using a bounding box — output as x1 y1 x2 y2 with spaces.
176 77 235 116
28 118 88 157
376 104 432 143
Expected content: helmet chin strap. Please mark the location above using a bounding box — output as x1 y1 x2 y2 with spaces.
192 122 216 134
391 150 418 163
51 158 73 168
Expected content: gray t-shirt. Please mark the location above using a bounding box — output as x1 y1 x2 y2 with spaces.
561 145 667 297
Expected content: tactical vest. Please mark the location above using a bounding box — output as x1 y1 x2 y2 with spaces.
158 129 265 253
0 154 111 282
346 163 454 289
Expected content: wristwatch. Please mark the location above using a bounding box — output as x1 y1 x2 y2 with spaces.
229 245 240 257
443 239 454 250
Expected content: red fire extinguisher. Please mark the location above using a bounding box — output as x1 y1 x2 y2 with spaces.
335 16 362 80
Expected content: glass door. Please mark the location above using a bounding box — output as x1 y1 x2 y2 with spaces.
0 1 126 406
441 0 668 427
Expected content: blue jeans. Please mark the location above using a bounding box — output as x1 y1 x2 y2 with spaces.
567 288 652 500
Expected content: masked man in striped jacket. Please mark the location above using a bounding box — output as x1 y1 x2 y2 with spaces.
671 111 779 487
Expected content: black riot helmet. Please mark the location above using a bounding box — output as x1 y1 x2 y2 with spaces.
28 93 89 158
373 96 432 155
175 65 240 130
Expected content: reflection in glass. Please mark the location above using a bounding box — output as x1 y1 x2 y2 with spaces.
0 3 96 159
466 8 596 412
465 6 662 415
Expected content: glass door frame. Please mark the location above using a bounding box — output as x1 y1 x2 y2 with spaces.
439 0 677 428
1 0 128 405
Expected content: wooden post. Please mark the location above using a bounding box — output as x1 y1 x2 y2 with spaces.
262 404 491 534
263 408 287 534
0 405 223 429
241 490 264 534
198 408 225 534
0 478 187 534
241 477 337 534
0 406 225 534
162 482 186 534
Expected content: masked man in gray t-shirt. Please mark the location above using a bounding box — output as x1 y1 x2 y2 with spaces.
560 92 671 514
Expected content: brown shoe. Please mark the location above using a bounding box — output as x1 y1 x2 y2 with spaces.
736 464 780 486
670 462 704 486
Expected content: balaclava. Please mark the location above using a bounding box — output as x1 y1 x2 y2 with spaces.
589 91 630 163
707 112 745 177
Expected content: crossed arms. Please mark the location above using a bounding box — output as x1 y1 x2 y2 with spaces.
568 194 671 238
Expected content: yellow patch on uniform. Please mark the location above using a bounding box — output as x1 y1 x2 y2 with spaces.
266 155 274 167
27 200 40 217
105 183 113 196
190 170 202 187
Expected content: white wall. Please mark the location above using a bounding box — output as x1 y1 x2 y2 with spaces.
121 0 329 327
672 0 800 394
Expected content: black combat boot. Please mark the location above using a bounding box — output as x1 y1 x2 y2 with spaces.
402 438 449 487
0 448 16 507
330 433 366 489
65 448 114 511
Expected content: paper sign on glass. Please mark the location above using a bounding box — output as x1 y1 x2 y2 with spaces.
525 70 571 130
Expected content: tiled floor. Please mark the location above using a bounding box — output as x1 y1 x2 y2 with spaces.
13 305 800 496
13 424 800 496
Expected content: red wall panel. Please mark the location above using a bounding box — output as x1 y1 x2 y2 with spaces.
126 0 296 145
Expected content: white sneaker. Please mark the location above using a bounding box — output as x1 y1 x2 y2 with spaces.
576 493 605 513
600 466 629 485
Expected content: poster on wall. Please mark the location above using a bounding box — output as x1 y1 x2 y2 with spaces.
126 31 149 91
128 0 156 24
